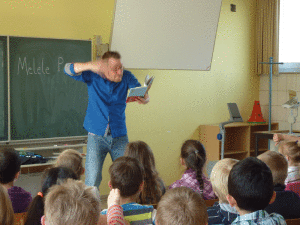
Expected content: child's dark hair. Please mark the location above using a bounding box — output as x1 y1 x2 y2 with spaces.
181 140 206 189
125 141 165 204
24 167 78 225
109 156 144 198
0 147 21 184
228 157 273 212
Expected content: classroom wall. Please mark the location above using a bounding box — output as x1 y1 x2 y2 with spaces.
260 73 300 130
0 0 259 195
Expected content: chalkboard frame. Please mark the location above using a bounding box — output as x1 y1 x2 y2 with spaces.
0 36 8 141
0 35 92 142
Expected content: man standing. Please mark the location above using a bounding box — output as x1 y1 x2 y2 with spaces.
64 51 149 188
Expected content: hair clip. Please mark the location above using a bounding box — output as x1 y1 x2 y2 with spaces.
296 140 299 144
37 192 44 198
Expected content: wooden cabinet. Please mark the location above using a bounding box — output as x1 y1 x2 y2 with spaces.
197 122 278 161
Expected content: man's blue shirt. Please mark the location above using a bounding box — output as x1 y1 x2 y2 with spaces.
64 63 141 138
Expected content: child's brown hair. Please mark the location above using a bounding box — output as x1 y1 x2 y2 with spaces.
156 187 208 225
257 150 288 185
278 141 300 165
124 141 164 204
181 140 206 189
109 156 144 198
54 149 84 178
0 184 14 225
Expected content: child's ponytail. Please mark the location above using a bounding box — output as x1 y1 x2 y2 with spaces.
181 140 207 190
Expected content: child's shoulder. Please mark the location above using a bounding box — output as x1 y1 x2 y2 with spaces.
8 186 32 197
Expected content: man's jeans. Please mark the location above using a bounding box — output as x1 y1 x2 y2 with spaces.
85 130 128 188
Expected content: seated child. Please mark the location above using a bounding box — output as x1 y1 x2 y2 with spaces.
54 149 100 201
207 158 239 224
169 139 216 200
155 186 208 225
100 156 155 225
0 184 14 225
0 147 32 213
41 179 100 225
124 141 166 205
228 157 286 225
258 150 300 219
277 141 300 184
24 166 78 225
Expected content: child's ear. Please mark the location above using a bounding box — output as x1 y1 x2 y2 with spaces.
108 181 112 190
81 168 85 175
41 215 46 225
139 181 144 192
15 171 20 180
226 194 237 207
180 157 185 166
269 191 276 204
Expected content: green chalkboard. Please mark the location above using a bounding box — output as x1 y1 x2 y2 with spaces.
0 37 8 140
9 36 91 140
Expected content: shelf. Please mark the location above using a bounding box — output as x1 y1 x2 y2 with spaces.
224 151 248 156
15 143 87 151
198 122 279 161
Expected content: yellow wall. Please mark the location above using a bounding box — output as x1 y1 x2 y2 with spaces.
0 0 259 195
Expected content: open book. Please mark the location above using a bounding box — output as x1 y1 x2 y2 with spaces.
126 74 154 103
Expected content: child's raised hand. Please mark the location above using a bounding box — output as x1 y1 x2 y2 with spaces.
273 133 283 146
107 188 121 208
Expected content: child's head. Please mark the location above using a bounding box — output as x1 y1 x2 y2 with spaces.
278 141 300 165
54 149 84 178
210 158 239 203
257 150 288 185
180 140 206 188
124 141 162 204
25 167 78 225
42 179 100 225
0 147 21 184
0 184 14 225
228 157 273 212
109 156 144 199
156 187 208 225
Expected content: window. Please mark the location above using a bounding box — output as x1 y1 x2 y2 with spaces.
279 0 300 72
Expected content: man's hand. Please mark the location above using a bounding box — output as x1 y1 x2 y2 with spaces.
136 93 150 104
107 189 121 208
73 60 107 76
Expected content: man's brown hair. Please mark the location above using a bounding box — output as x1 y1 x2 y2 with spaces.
156 187 208 225
109 156 144 198
258 150 288 185
102 51 121 61
44 179 100 225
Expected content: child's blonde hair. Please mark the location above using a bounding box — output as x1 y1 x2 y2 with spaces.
257 150 288 185
156 187 208 225
210 158 239 203
54 149 84 178
44 179 100 225
0 184 14 225
278 141 300 165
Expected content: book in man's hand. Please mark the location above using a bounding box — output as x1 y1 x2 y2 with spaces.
126 74 154 103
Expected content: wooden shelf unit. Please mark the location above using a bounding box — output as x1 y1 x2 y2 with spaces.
198 122 278 161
